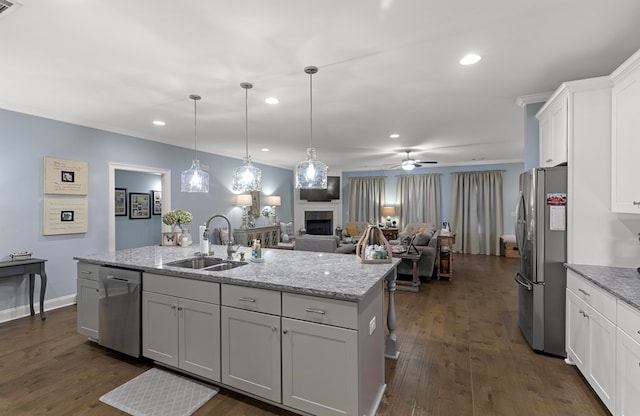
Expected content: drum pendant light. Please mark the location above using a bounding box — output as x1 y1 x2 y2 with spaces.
181 94 210 193
232 82 262 192
295 66 328 189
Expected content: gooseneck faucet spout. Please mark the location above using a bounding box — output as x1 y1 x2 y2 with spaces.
203 214 234 260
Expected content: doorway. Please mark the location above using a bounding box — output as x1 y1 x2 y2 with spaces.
108 162 171 251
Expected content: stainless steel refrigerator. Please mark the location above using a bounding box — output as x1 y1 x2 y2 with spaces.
515 166 567 357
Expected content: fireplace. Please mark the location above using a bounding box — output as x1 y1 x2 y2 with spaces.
305 210 333 235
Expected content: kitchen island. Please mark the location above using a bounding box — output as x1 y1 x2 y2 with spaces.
75 244 400 416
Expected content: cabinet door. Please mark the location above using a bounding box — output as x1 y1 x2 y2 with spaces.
566 289 588 370
539 113 553 167
142 291 178 367
616 329 640 416
586 302 616 413
282 317 358 416
612 68 640 213
178 298 221 382
77 278 99 339
538 94 568 167
221 306 281 402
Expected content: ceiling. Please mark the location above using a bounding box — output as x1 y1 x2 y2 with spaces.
2 1 640 173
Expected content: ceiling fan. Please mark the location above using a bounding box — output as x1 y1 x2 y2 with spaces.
391 150 437 170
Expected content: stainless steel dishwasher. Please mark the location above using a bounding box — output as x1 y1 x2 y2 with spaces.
98 266 142 357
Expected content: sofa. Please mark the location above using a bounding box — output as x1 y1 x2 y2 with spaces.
341 221 369 241
393 222 439 280
294 234 356 254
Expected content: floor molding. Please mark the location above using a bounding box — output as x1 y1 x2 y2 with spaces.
0 294 76 324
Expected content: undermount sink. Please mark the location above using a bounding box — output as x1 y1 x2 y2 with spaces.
166 257 247 271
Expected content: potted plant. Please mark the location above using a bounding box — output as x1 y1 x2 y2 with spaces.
162 209 193 245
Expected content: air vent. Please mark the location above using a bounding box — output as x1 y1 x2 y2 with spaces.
0 0 14 14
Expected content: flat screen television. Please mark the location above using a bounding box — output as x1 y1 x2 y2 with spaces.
299 176 340 201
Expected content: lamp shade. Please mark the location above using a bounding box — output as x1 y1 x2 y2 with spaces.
265 195 281 206
382 206 396 217
236 194 253 206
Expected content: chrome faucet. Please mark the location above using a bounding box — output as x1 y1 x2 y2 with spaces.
203 214 234 260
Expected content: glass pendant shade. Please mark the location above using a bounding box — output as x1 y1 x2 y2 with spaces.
295 66 328 189
401 160 415 171
232 157 262 192
232 82 262 192
181 94 209 193
295 147 328 189
181 159 210 192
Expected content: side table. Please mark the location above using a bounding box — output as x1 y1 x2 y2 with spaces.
392 250 422 292
0 258 47 319
382 227 398 241
436 234 455 280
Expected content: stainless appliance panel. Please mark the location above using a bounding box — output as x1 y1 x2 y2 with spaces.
515 166 567 357
98 266 141 358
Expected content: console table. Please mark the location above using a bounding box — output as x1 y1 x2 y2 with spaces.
234 225 281 247
436 233 456 280
0 258 47 320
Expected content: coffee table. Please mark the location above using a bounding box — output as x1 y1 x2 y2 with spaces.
392 248 422 292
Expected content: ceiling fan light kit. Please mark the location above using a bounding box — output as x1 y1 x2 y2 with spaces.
394 149 437 170
295 66 328 189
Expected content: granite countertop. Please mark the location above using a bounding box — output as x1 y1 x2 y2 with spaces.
565 263 640 310
74 245 399 301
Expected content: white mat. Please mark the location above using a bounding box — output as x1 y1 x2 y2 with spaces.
100 368 218 416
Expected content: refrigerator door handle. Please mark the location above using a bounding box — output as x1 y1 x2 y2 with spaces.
515 189 525 251
515 272 533 291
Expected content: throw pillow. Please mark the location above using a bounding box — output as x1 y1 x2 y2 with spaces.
217 227 234 245
345 225 358 236
418 227 426 233
280 222 294 240
413 229 435 246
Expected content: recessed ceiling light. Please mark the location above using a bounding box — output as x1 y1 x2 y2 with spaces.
261 148 270 152
390 133 400 138
153 120 166 126
265 97 279 105
460 53 481 65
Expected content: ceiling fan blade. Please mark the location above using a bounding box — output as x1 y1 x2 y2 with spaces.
416 160 438 164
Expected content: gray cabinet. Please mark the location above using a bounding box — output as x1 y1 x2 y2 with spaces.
221 284 281 402
76 262 99 340
142 273 221 382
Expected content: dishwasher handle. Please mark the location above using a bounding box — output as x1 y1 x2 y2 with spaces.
106 275 137 283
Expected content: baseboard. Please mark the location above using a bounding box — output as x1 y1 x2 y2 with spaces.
0 294 76 324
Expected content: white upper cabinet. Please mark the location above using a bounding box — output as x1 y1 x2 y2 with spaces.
538 90 568 167
611 49 640 213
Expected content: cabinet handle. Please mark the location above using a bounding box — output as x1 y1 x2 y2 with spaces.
238 297 256 303
170 305 177 310
81 270 93 275
282 329 289 334
633 201 640 206
272 326 278 332
305 308 326 315
177 306 183 311
578 288 591 297
546 159 553 163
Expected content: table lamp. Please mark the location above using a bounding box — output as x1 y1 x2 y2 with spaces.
265 195 281 224
236 194 253 229
382 206 396 228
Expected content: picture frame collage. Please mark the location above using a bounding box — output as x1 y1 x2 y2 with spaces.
114 189 161 219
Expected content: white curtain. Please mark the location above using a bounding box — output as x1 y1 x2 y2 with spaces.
348 176 386 222
395 174 441 229
450 170 503 255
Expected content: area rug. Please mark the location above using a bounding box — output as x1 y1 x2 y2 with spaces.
99 368 218 416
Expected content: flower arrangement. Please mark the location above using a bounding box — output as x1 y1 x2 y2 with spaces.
162 209 193 231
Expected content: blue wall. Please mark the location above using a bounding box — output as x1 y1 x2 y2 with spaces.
342 161 524 235
0 108 294 316
115 170 162 249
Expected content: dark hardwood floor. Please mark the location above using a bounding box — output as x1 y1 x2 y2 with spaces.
0 254 609 416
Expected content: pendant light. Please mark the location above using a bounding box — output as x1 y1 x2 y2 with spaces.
295 66 328 189
181 94 210 193
232 82 262 192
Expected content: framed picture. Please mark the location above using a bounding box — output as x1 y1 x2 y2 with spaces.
129 192 151 219
115 188 127 216
162 232 177 246
152 190 162 215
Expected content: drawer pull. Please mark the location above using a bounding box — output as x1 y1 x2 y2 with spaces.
546 159 553 163
283 329 289 334
238 297 256 303
81 270 93 275
171 305 177 310
633 201 640 206
578 288 591 297
305 308 326 315
637 330 640 335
